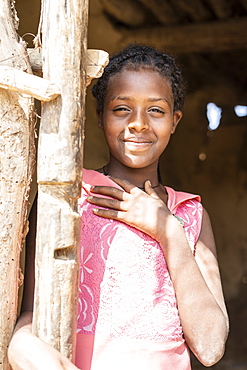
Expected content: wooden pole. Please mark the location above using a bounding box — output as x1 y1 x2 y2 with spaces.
32 0 89 362
0 1 35 369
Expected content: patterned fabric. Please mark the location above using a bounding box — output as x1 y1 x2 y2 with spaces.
175 199 203 255
76 169 203 370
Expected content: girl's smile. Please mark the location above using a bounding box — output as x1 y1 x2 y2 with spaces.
122 136 153 149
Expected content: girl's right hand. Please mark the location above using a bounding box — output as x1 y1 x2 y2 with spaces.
8 323 79 370
88 177 173 243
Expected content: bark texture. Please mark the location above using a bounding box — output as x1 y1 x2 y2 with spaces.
0 1 35 369
32 0 89 362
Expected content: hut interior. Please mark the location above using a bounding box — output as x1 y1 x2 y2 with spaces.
14 0 247 368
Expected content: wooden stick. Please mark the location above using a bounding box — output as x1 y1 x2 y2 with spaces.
0 1 35 369
0 49 108 102
27 48 109 86
86 49 109 86
0 66 60 101
32 0 89 362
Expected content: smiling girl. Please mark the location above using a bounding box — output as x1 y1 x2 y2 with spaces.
9 44 228 370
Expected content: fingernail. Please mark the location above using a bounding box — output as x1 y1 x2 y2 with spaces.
87 196 93 201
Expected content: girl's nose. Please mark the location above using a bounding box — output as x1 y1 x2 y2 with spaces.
127 112 149 131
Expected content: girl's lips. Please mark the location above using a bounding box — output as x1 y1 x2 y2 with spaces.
123 137 153 144
122 139 153 150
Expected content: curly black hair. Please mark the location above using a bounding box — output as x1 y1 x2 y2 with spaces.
92 44 186 113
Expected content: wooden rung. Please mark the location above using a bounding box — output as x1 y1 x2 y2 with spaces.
86 49 109 85
27 48 109 86
0 49 109 100
0 66 60 101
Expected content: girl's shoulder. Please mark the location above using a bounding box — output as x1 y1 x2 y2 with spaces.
165 185 201 213
165 186 203 251
82 168 104 184
81 169 122 197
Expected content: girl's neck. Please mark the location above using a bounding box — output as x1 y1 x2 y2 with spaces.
99 159 168 205
102 160 160 189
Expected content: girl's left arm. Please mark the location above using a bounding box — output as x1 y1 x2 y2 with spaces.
163 207 229 367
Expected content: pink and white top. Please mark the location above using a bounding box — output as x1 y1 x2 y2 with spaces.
76 169 203 370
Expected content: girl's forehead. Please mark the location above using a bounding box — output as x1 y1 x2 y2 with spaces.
106 69 173 99
110 67 168 82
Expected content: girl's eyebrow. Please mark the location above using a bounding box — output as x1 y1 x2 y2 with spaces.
147 97 170 104
109 95 133 102
109 96 170 103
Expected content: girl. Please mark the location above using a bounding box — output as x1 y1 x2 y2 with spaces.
9 44 228 370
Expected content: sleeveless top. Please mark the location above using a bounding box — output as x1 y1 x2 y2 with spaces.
76 169 203 370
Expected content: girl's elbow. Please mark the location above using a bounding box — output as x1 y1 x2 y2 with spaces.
194 340 226 367
191 315 229 366
199 351 225 367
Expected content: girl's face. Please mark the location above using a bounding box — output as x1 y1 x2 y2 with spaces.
99 69 182 171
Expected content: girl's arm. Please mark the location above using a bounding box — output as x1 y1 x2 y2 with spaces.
87 179 229 367
8 197 79 370
160 207 229 366
8 311 78 370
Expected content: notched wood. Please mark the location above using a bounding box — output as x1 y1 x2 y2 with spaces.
54 246 75 260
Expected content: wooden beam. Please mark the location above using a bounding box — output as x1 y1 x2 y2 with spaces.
0 1 35 369
121 17 247 53
206 0 233 19
86 49 109 85
27 48 109 86
0 49 109 101
100 0 148 26
32 0 88 362
174 0 213 22
137 0 179 24
0 66 60 101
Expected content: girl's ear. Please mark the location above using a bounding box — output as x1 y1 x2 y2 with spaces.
171 110 183 134
97 111 104 130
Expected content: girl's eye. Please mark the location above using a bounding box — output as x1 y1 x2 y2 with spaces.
149 108 165 115
113 107 129 112
112 106 131 116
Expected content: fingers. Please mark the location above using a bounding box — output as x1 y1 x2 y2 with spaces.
93 207 125 221
89 179 159 210
144 180 160 199
91 177 155 196
88 178 161 222
88 181 132 214
90 185 126 201
87 195 126 211
109 177 160 198
108 176 138 193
